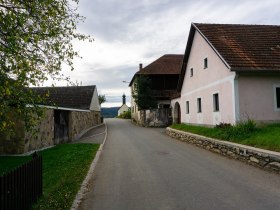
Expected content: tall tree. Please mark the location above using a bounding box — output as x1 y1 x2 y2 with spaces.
0 0 93 133
132 75 157 110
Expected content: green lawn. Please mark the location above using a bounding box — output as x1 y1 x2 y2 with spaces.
0 143 100 210
170 123 280 152
0 155 32 175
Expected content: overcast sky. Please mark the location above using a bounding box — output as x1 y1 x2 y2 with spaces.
58 0 280 107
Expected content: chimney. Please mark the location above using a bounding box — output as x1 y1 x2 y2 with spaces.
139 63 143 70
122 94 126 105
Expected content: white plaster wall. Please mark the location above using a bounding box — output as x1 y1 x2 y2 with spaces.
118 104 129 116
181 80 235 125
90 87 101 112
238 75 280 122
180 31 236 125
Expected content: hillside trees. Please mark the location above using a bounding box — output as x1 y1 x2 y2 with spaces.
0 0 92 133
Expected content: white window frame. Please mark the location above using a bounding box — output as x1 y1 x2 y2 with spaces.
186 101 189 114
197 97 202 113
273 84 280 111
213 92 220 112
204 57 208 69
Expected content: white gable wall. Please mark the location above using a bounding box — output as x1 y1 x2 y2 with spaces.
178 31 237 125
118 104 129 116
90 87 101 112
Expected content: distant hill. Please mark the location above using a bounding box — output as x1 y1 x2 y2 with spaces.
101 107 119 118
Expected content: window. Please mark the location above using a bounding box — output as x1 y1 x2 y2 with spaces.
276 87 280 109
213 93 219 111
186 101 189 114
197 98 202 113
204 57 208 69
190 68 193 77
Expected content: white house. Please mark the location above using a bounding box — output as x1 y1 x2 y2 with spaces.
118 94 129 116
172 23 280 125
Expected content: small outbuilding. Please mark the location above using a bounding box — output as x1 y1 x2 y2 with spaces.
118 94 130 116
0 85 101 154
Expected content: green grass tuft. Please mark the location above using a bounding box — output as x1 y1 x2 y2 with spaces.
0 143 99 210
170 122 280 152
34 143 100 210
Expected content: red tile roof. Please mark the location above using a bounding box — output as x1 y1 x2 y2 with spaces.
194 23 280 71
178 23 280 91
138 54 184 75
129 54 183 86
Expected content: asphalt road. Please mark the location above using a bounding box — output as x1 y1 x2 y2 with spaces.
79 118 280 210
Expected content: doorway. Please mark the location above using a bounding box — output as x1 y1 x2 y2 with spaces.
174 102 181 124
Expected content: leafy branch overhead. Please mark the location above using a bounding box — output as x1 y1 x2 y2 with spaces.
0 0 93 133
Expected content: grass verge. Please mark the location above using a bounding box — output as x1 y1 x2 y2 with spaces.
170 122 280 152
0 143 100 210
0 155 32 175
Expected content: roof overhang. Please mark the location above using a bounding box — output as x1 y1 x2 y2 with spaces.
27 104 91 112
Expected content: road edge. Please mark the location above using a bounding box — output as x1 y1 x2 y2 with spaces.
70 120 108 210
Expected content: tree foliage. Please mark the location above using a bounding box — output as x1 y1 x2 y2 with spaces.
0 0 92 133
132 76 157 110
98 94 106 105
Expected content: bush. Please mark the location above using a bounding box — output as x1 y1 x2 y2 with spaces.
216 120 257 141
117 110 131 119
215 122 231 129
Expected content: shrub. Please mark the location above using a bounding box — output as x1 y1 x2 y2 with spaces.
118 110 131 119
215 122 232 129
216 120 257 141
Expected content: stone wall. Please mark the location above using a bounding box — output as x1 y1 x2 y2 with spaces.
136 108 172 127
0 109 101 155
166 127 280 173
68 111 101 140
0 109 54 155
24 109 54 153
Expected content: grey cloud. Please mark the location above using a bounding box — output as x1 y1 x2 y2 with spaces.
69 0 280 106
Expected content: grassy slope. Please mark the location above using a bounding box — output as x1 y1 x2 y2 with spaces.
0 143 99 210
0 155 32 175
170 123 280 152
35 143 100 210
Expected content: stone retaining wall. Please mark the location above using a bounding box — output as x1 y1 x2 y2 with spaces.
69 111 101 140
166 127 280 173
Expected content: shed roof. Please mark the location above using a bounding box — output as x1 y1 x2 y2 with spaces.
31 85 96 110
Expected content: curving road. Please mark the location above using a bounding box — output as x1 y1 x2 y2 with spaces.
79 118 280 210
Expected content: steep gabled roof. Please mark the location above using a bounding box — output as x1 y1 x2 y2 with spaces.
129 54 184 86
178 23 280 91
31 85 96 110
